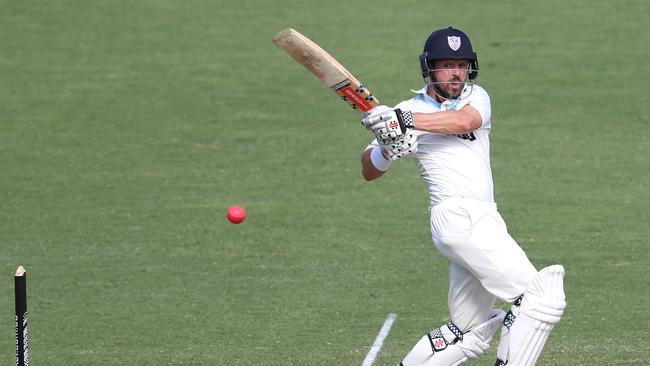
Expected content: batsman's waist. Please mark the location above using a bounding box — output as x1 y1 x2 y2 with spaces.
428 198 497 214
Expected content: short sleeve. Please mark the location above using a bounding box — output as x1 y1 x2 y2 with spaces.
469 85 492 129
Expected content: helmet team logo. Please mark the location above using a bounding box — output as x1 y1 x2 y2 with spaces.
447 36 461 51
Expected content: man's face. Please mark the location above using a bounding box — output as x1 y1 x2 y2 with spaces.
431 59 470 99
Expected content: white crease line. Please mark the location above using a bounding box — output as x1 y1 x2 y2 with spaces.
362 313 397 366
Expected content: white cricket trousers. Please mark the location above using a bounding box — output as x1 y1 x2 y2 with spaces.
429 199 538 332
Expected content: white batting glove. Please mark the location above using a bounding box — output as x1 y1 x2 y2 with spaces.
361 105 393 120
361 106 415 141
379 132 418 161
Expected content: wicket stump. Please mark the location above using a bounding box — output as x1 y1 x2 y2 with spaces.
15 266 29 366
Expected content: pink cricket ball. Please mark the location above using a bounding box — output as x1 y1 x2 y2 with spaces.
227 205 246 224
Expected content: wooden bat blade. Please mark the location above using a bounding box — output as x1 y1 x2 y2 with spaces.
273 28 379 112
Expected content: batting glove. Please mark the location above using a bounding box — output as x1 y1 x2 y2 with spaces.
362 106 414 141
379 132 418 161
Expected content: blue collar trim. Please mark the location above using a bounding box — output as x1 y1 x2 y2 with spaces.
412 86 463 110
412 86 440 107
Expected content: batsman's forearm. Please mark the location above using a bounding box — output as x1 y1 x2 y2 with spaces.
413 110 478 134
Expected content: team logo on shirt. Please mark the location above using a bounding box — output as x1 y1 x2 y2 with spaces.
447 36 461 51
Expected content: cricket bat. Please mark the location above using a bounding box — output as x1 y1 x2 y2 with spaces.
272 28 379 113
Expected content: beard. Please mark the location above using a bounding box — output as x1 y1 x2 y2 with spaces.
432 76 464 100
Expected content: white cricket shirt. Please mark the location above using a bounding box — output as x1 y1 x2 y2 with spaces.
367 85 494 207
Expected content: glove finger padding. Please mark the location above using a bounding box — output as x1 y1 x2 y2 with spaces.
362 107 412 141
380 133 418 161
361 105 392 120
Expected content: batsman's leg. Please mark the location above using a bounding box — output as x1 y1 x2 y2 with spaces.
447 263 497 333
495 265 566 366
399 309 505 366
399 264 502 366
425 200 566 365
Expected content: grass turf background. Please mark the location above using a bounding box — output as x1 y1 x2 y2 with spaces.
1 0 648 364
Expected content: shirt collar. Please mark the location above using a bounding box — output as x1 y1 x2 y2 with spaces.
411 86 441 107
411 85 465 111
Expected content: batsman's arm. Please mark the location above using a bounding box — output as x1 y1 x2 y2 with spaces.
413 105 482 134
361 146 389 181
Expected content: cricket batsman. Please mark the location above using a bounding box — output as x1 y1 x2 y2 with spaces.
360 27 566 365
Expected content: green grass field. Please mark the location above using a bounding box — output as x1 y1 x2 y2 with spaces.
1 0 649 364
